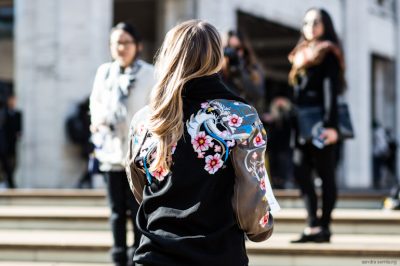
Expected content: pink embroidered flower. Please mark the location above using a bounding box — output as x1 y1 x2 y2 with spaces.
214 145 222 152
204 154 223 174
201 102 209 109
227 140 236 147
151 167 168 181
192 131 213 152
227 114 243 127
259 212 270 227
221 130 230 138
260 177 266 190
252 152 258 160
253 132 265 147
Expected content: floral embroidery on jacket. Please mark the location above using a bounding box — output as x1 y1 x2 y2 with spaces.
259 212 270 227
192 131 214 153
186 99 258 175
151 166 168 181
253 132 265 147
204 153 224 174
133 128 178 183
226 114 243 127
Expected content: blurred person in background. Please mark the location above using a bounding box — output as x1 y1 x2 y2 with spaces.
66 96 93 188
372 120 398 190
288 8 346 243
89 22 156 266
221 30 265 113
0 90 22 189
372 120 390 189
263 82 294 189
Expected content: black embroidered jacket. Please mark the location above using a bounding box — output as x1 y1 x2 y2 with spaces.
126 74 279 266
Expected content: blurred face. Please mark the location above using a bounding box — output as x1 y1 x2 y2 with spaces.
228 35 244 57
302 10 324 41
110 29 138 67
7 96 16 109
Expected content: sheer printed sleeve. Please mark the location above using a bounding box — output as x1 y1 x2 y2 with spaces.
230 109 280 242
125 107 149 203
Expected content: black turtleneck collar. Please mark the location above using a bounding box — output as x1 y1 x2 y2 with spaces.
182 73 246 103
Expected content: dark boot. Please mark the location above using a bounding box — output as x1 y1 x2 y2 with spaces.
291 228 331 243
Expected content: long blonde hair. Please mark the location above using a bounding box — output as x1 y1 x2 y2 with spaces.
148 20 223 173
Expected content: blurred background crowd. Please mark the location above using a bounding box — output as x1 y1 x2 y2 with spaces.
0 0 399 194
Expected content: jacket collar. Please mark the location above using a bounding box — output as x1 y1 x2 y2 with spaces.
182 73 245 103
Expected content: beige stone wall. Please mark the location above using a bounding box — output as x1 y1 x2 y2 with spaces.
15 0 113 188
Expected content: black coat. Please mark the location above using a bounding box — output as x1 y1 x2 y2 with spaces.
126 74 279 266
0 107 22 156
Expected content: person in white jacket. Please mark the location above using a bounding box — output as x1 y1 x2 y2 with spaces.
89 22 156 266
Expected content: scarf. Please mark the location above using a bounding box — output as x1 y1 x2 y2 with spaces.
288 40 345 86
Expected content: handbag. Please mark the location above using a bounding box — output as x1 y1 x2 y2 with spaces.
296 103 354 141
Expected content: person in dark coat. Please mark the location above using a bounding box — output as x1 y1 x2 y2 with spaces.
221 30 265 114
0 94 22 188
288 8 346 243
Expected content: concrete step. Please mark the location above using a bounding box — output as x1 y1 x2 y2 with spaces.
273 208 400 235
0 206 109 230
0 263 112 266
0 230 115 263
0 189 106 207
0 189 387 209
0 206 399 235
247 233 400 266
0 230 398 265
275 189 387 209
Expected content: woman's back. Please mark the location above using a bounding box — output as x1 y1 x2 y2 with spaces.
125 20 278 266
127 74 278 265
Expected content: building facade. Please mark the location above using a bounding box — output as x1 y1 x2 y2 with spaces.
2 0 398 188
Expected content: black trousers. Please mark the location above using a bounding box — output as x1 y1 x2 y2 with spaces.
0 154 15 188
105 171 141 266
293 143 337 228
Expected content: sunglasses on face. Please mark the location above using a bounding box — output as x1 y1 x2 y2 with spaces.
111 40 134 46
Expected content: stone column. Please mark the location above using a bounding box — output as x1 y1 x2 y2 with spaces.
157 0 197 41
196 0 237 34
14 0 112 188
342 0 372 188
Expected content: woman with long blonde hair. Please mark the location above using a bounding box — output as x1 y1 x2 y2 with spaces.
126 20 279 266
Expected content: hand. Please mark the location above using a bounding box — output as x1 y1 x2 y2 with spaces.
273 97 287 107
90 125 98 133
320 128 338 145
261 112 273 123
90 124 108 133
